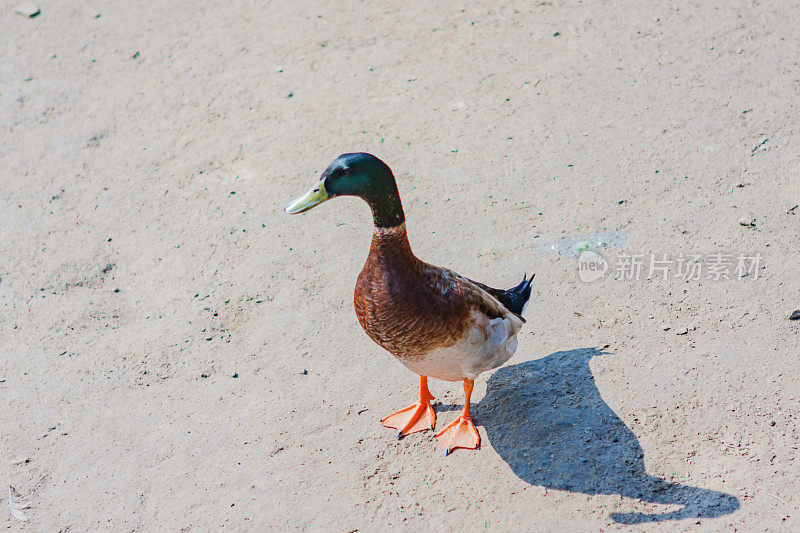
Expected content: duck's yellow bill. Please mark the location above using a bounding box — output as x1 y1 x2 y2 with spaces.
285 181 329 214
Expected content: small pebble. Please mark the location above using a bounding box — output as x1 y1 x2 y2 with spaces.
301 369 308 375
790 310 800 320
738 217 756 227
232 373 238 378
14 2 40 17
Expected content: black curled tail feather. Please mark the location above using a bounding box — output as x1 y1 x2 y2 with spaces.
503 273 534 316
470 273 534 318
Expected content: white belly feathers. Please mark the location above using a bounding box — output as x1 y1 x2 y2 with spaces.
400 310 521 382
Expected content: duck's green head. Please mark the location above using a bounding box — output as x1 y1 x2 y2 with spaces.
285 153 405 228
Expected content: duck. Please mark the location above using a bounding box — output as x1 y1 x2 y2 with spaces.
285 153 533 454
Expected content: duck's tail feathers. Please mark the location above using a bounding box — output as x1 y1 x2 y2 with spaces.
506 273 534 316
468 272 535 318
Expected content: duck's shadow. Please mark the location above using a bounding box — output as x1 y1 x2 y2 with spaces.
473 348 739 524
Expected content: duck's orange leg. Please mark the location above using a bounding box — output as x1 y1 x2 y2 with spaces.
381 376 436 438
435 379 480 455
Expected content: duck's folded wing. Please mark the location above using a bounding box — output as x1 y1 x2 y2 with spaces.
456 275 525 375
442 269 526 339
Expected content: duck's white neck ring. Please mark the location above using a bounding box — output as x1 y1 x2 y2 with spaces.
373 222 407 236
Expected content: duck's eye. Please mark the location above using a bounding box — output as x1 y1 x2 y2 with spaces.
341 166 350 174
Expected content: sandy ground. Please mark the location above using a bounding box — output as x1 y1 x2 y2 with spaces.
2 0 800 530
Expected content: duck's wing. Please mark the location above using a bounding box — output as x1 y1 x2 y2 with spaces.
425 266 527 337
431 267 528 376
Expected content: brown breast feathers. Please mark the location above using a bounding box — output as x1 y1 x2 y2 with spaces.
353 223 505 362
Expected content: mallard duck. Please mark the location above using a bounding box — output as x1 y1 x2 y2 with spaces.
285 153 533 454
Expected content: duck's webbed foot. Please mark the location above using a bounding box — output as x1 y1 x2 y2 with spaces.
381 376 436 438
435 415 480 454
435 379 481 454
